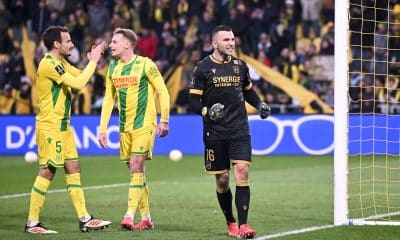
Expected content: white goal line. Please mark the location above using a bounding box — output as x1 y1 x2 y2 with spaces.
349 211 400 226
255 211 400 239
255 224 335 240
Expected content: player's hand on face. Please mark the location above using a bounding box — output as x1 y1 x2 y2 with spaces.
87 41 105 63
156 122 169 137
98 132 108 148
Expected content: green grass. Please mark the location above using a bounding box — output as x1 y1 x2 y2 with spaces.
1 155 400 239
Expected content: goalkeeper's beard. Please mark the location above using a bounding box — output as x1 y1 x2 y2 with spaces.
216 48 230 62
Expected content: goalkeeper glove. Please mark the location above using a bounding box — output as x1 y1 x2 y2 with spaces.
202 103 224 121
258 102 271 119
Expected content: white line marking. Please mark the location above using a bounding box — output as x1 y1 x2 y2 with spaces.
3 182 397 239
355 211 400 221
0 181 205 200
255 224 335 240
0 183 128 200
0 181 208 200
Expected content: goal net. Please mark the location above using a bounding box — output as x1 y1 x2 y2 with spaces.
335 0 400 226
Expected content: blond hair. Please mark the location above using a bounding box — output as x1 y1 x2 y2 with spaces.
113 28 137 47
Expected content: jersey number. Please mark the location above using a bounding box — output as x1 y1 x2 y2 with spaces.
56 141 62 153
206 149 215 161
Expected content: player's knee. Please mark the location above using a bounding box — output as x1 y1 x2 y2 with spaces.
39 167 56 180
216 172 230 192
129 164 141 173
234 163 249 179
216 181 230 192
234 163 249 171
64 161 81 174
129 157 145 172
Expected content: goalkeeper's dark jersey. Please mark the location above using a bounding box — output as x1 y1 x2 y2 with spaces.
190 55 252 140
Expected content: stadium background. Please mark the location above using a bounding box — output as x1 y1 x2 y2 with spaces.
0 0 337 156
2 0 400 239
0 0 336 116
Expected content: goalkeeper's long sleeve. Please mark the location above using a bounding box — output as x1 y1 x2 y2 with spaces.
243 87 262 109
188 93 203 114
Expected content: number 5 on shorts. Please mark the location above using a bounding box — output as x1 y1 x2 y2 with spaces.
56 141 62 153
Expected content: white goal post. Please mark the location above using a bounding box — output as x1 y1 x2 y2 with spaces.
334 0 349 226
334 0 400 226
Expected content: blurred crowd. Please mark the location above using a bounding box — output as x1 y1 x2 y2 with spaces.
0 0 349 115
349 0 400 114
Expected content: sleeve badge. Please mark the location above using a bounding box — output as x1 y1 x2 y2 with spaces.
54 65 65 75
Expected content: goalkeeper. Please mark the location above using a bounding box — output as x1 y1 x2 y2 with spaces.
188 25 270 239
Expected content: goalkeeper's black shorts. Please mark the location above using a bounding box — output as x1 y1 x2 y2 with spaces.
203 135 251 174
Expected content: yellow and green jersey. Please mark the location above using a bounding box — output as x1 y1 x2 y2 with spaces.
35 53 95 130
99 55 170 133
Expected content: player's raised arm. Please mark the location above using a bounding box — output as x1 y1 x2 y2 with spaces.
43 42 105 90
61 42 104 89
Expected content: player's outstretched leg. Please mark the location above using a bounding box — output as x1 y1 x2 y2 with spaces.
79 215 112 232
25 222 57 234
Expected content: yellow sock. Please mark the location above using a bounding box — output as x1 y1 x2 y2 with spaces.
127 173 145 215
28 176 51 221
66 173 89 219
139 176 151 220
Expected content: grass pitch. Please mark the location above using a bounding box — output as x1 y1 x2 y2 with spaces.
1 155 400 239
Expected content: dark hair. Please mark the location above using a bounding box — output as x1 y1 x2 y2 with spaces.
211 25 233 38
114 28 138 47
42 26 70 50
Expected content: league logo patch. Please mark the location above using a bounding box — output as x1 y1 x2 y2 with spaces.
205 161 212 170
149 66 160 77
233 66 239 74
190 76 195 86
55 65 65 75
